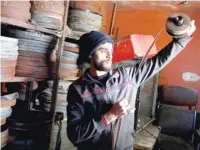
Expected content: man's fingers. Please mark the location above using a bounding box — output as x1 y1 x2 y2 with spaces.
187 20 196 36
119 107 135 118
121 105 130 114
127 108 135 114
119 99 128 106
123 105 135 115
191 20 195 25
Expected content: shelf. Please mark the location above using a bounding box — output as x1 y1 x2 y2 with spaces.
65 36 79 44
1 17 62 37
1 76 79 82
60 77 79 81
1 77 44 82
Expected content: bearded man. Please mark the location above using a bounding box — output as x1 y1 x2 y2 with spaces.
67 21 196 150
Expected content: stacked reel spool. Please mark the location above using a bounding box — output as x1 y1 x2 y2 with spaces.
0 1 31 23
8 29 58 79
67 1 104 39
0 93 19 149
30 1 65 30
0 36 19 79
60 41 79 79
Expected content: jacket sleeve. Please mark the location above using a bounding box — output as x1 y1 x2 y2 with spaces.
66 84 107 145
125 36 192 87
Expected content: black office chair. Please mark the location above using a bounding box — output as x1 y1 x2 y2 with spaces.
155 85 199 150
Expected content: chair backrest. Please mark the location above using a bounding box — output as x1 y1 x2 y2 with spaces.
159 86 198 106
156 86 198 140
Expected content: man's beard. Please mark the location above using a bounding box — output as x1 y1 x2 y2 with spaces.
94 59 112 72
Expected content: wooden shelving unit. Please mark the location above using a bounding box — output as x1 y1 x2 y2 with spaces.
1 17 62 37
0 77 43 82
0 1 72 150
60 76 79 81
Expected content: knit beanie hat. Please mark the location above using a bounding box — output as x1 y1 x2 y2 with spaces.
78 31 113 63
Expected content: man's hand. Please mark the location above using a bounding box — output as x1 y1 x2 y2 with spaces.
187 20 196 37
103 98 135 124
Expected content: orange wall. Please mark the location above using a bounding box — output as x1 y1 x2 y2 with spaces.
99 1 114 34
114 11 200 110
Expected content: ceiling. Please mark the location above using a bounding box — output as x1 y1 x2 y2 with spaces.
112 1 200 11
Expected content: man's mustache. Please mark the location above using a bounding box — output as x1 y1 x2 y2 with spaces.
103 59 112 63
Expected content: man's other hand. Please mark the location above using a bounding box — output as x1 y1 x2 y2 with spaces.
103 99 135 125
187 20 196 37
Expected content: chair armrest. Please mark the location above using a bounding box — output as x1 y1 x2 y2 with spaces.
196 129 200 141
195 129 200 150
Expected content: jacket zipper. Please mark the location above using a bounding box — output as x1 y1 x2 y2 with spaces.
102 83 115 150
88 75 115 149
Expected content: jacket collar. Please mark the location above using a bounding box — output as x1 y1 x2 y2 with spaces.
81 68 119 82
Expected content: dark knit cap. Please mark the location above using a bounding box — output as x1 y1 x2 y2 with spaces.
78 31 113 62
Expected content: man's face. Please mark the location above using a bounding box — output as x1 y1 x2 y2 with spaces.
91 42 113 72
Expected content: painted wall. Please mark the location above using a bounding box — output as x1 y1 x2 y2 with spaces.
100 1 114 34
113 11 200 110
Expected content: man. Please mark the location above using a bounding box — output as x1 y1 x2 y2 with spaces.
67 21 196 150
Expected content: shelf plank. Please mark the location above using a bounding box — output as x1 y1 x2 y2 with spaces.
1 17 62 37
1 76 79 82
1 77 43 82
60 77 79 81
65 36 79 43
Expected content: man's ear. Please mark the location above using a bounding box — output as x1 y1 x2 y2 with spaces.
87 56 92 64
89 57 92 62
89 53 94 61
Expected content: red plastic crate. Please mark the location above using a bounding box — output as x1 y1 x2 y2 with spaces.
113 34 158 63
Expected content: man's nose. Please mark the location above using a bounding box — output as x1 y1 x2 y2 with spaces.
106 51 112 60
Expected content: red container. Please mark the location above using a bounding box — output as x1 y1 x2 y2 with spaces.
113 34 158 63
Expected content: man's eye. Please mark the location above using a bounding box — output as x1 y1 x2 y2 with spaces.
100 49 106 52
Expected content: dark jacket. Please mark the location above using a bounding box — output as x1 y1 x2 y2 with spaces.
67 36 192 150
